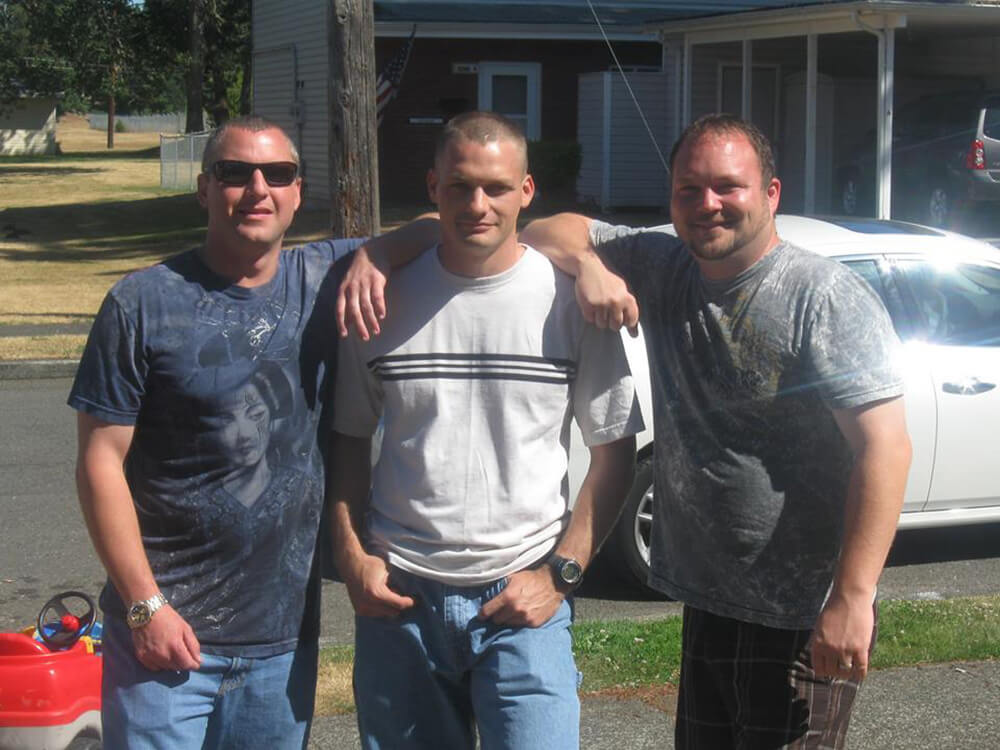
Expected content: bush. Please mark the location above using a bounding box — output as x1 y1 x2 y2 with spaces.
527 140 582 198
114 119 127 133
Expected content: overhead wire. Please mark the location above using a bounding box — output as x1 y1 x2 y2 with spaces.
584 0 670 174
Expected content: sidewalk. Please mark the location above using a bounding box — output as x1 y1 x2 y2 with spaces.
307 660 1000 749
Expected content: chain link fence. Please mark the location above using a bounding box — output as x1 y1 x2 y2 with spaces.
160 131 211 191
87 112 188 133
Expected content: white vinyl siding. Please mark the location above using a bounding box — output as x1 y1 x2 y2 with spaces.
0 97 58 155
253 0 330 204
576 72 671 210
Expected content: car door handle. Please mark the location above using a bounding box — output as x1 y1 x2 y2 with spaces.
942 378 996 395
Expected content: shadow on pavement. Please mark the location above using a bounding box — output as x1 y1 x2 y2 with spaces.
887 521 1000 567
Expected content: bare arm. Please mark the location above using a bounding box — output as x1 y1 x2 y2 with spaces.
327 431 415 618
809 397 912 679
75 412 201 671
520 213 639 333
479 436 636 627
336 214 440 340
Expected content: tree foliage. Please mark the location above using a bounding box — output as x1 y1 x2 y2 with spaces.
1 0 251 128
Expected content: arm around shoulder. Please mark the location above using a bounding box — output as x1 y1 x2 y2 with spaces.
521 213 639 332
520 213 596 275
337 213 440 340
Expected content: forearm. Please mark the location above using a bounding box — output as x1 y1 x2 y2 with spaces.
327 432 373 571
520 213 598 277
77 464 159 602
831 436 911 600
555 436 636 569
365 213 440 268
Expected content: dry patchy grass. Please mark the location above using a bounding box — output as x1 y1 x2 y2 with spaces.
315 647 355 716
0 334 87 360
0 116 196 341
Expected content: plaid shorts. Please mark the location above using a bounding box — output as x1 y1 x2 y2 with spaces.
674 604 876 750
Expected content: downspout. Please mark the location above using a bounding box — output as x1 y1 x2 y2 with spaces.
853 11 893 220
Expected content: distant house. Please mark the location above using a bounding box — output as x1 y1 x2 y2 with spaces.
252 1 1000 217
0 95 58 156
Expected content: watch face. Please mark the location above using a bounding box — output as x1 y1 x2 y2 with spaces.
560 559 583 584
128 603 151 627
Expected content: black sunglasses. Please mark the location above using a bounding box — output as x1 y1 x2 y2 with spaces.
211 160 299 187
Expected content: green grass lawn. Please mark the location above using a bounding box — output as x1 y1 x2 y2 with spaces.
314 595 1000 716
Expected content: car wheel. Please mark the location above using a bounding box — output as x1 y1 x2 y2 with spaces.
603 455 658 593
926 184 951 227
839 175 860 215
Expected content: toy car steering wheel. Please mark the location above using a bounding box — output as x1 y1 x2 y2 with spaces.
36 591 97 648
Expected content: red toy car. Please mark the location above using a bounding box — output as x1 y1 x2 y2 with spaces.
0 592 102 750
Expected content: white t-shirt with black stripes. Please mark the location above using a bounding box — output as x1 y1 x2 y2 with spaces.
334 244 644 585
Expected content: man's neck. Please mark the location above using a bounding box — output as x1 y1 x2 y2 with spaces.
437 238 525 279
696 233 781 282
200 237 283 287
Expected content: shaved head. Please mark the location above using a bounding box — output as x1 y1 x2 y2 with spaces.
435 111 528 176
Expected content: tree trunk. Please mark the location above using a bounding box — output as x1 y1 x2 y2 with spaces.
208 63 229 126
328 0 379 236
239 47 252 115
185 0 206 132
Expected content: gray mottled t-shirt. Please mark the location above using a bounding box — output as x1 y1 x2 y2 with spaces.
591 221 903 629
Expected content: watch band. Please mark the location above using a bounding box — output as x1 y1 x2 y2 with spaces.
126 592 168 629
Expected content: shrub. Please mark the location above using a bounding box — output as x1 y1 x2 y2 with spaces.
527 140 582 198
114 119 127 133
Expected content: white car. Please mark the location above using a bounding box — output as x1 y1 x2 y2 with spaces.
571 215 1000 591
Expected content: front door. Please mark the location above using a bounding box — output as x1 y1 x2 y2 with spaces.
478 62 541 140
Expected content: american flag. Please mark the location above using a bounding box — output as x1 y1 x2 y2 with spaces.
376 27 416 126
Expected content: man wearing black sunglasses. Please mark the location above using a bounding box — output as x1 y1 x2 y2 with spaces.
69 116 372 748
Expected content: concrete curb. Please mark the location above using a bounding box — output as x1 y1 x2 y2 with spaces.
0 359 78 380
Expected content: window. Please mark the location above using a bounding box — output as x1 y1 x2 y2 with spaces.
841 258 911 339
982 99 1000 141
719 64 779 145
894 259 1000 346
477 62 541 140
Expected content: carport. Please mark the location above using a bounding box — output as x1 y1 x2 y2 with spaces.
651 0 1000 219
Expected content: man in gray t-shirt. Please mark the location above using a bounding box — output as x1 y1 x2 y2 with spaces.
521 114 912 749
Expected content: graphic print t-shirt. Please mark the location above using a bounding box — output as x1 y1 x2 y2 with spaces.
69 240 360 656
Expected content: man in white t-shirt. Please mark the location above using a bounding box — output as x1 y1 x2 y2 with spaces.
328 111 642 749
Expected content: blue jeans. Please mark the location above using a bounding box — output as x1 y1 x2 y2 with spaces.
101 617 317 749
353 568 581 750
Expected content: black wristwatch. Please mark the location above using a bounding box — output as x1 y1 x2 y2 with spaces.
547 554 584 588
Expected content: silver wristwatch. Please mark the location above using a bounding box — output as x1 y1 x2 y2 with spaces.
126 592 168 629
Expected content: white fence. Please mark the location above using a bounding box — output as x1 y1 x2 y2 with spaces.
160 131 211 191
87 112 188 133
